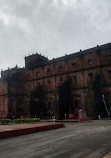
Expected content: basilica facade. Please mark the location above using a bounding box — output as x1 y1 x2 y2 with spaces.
0 42 111 119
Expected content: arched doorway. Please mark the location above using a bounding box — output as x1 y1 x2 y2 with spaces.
93 73 108 118
85 72 108 119
57 77 73 119
29 85 44 118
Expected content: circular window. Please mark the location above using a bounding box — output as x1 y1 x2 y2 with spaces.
88 59 92 64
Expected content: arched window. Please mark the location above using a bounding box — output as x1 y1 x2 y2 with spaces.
59 65 63 72
36 72 40 76
48 80 51 85
48 102 51 109
88 59 92 64
88 73 93 80
60 77 63 82
27 84 30 90
73 76 77 88
27 73 30 78
47 69 51 75
72 62 77 68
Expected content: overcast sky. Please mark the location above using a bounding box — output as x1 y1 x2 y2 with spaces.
0 0 111 71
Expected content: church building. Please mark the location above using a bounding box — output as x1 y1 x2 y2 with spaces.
0 42 111 119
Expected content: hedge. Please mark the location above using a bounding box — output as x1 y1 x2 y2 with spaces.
0 119 10 125
0 118 40 125
14 118 40 124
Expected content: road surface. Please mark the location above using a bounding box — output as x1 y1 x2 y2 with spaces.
0 120 111 158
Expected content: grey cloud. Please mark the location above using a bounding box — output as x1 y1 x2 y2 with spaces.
0 0 111 70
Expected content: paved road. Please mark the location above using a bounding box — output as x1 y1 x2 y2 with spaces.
0 120 111 158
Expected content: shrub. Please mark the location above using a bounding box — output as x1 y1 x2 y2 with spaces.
0 119 10 125
0 118 40 125
14 118 40 124
24 119 30 123
30 118 40 122
14 119 22 124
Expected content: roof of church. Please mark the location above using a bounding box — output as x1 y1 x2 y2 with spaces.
44 42 111 65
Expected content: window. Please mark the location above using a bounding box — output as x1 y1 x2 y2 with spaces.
37 82 40 85
108 71 111 84
74 100 79 108
59 77 63 82
47 69 51 75
48 102 51 109
27 84 30 90
36 72 40 76
27 73 30 78
88 73 93 80
88 59 92 64
59 66 63 72
72 62 77 68
73 76 77 88
48 80 51 85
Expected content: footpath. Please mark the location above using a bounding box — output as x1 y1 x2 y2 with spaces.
0 122 65 139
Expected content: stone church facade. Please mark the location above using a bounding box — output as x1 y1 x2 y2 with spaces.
0 43 111 119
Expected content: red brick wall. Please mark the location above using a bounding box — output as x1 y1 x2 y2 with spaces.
0 80 8 118
100 50 110 66
67 56 82 72
1 44 111 118
55 60 67 75
24 47 111 116
83 52 100 68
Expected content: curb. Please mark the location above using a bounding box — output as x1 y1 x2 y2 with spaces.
103 152 111 158
0 123 65 139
